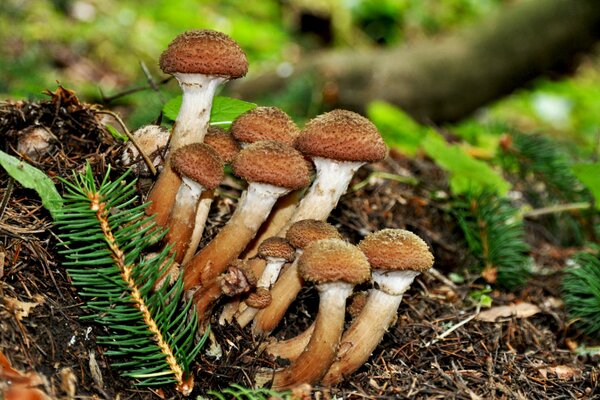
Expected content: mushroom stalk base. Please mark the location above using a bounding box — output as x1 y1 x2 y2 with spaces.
321 270 420 385
271 282 353 389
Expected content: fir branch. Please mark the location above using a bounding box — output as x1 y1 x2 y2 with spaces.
562 248 600 338
54 164 205 395
453 190 531 289
207 384 291 400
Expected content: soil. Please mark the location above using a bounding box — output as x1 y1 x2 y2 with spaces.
0 91 598 399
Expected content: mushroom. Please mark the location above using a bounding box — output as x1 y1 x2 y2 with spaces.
184 141 310 318
234 237 295 327
286 109 387 226
165 143 224 263
146 30 248 227
181 126 241 264
270 238 371 389
250 220 342 334
321 229 434 385
121 125 170 176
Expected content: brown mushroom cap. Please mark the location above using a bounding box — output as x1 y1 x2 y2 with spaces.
204 126 240 163
245 287 272 309
171 143 224 190
258 237 296 262
294 109 387 162
230 107 299 146
286 219 342 250
358 229 434 272
232 141 310 189
298 239 371 285
159 29 248 78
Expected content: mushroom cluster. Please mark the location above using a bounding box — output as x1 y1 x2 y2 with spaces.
135 29 435 391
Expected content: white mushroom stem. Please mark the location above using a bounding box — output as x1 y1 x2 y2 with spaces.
235 256 288 327
251 257 302 335
271 282 353 389
321 270 420 385
165 177 206 262
170 73 225 150
284 158 364 229
181 193 213 265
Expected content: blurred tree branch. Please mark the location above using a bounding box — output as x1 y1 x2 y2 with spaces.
228 0 600 123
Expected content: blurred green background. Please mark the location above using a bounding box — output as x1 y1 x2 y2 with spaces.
1 0 600 156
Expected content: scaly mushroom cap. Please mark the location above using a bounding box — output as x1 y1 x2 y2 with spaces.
230 107 299 145
298 239 371 285
170 143 224 190
232 141 310 190
159 29 248 78
358 229 434 272
286 219 342 250
294 109 387 162
204 126 240 163
246 287 272 309
258 237 296 262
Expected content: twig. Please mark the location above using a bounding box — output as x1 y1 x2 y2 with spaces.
425 267 458 290
522 202 590 218
350 171 418 192
94 110 157 176
140 61 167 104
425 304 481 347
0 176 14 221
100 76 173 104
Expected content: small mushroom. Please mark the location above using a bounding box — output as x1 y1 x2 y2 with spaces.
270 238 371 389
321 229 434 385
166 143 224 262
146 30 248 227
181 126 241 264
234 237 295 326
184 141 310 318
218 259 257 297
250 220 342 334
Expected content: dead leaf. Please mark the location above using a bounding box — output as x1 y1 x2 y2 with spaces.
539 365 582 380
476 303 541 322
59 367 77 399
0 351 50 400
3 296 44 321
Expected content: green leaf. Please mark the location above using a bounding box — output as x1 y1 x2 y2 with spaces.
162 95 256 127
106 124 129 142
366 101 431 155
571 163 600 209
0 150 62 219
422 132 510 195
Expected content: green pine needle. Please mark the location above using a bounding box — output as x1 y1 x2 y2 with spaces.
206 384 291 400
454 190 531 289
562 249 600 338
54 164 206 395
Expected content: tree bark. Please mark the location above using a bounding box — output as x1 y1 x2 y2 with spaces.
229 0 600 123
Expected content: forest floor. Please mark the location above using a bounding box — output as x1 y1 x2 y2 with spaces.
0 90 598 399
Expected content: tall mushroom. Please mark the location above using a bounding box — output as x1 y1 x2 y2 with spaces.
164 143 223 263
321 229 434 385
270 238 371 389
146 30 248 227
181 126 241 264
184 141 310 317
249 220 342 333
